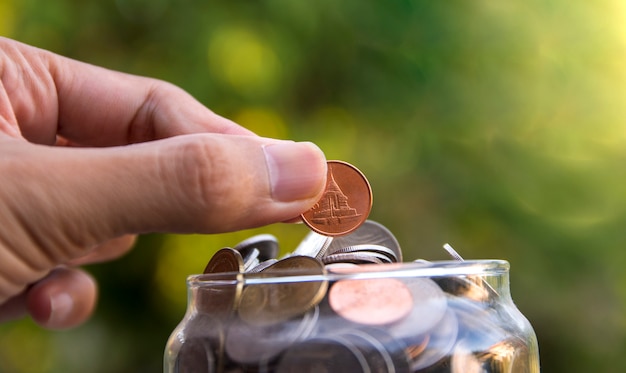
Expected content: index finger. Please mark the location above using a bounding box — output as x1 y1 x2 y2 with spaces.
1 37 253 146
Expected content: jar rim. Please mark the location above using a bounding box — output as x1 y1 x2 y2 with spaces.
187 259 510 287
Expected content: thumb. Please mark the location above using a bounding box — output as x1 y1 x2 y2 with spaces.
0 134 327 302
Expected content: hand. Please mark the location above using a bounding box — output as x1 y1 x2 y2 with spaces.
0 37 327 329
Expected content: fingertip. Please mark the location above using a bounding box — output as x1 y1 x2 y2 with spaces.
26 268 98 330
263 141 327 202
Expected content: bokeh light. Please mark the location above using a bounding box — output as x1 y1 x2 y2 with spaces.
0 0 16 37
207 26 281 98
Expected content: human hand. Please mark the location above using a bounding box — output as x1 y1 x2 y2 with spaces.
0 37 327 329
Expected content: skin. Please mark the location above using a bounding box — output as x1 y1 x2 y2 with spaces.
0 37 327 329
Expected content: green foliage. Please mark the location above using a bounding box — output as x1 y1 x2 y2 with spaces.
2 0 626 371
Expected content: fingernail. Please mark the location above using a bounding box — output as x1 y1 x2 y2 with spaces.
263 142 327 202
48 292 73 327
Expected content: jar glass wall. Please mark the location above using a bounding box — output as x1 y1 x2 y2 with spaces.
164 260 540 372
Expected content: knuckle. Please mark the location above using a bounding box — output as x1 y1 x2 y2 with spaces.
169 137 230 220
164 136 264 232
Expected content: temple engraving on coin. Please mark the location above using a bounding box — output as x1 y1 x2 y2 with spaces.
301 161 372 236
309 169 360 225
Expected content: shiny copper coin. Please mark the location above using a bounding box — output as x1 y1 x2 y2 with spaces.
301 160 372 237
328 278 412 326
198 248 245 316
203 247 245 274
194 271 244 318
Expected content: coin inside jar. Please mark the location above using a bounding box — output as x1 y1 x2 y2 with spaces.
275 335 370 373
233 233 280 263
291 230 334 259
326 220 402 262
322 251 388 265
197 249 245 316
203 247 245 274
185 220 537 373
225 306 320 365
301 160 372 237
339 327 412 373
388 277 448 339
410 308 460 371
238 256 327 326
326 244 399 263
328 277 413 326
175 337 216 373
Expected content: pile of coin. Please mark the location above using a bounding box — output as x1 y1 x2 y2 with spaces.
172 220 532 373
169 161 535 372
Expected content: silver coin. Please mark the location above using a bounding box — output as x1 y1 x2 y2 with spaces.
410 308 459 371
177 313 226 373
413 259 432 265
321 252 387 265
247 259 278 273
224 306 319 365
326 220 402 262
441 243 500 299
340 327 411 373
435 275 498 302
233 234 279 262
443 243 465 261
388 277 448 339
324 262 360 272
291 230 333 259
175 337 216 373
242 247 260 271
448 296 506 352
276 334 370 373
330 244 400 263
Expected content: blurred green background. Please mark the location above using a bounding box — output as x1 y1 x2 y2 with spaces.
2 0 626 371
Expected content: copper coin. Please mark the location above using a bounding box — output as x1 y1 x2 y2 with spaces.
328 278 412 325
203 247 245 274
199 248 245 316
301 160 372 237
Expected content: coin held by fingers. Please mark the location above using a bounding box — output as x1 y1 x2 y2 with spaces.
300 161 373 237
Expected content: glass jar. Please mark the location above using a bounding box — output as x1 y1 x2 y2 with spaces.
164 260 540 372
